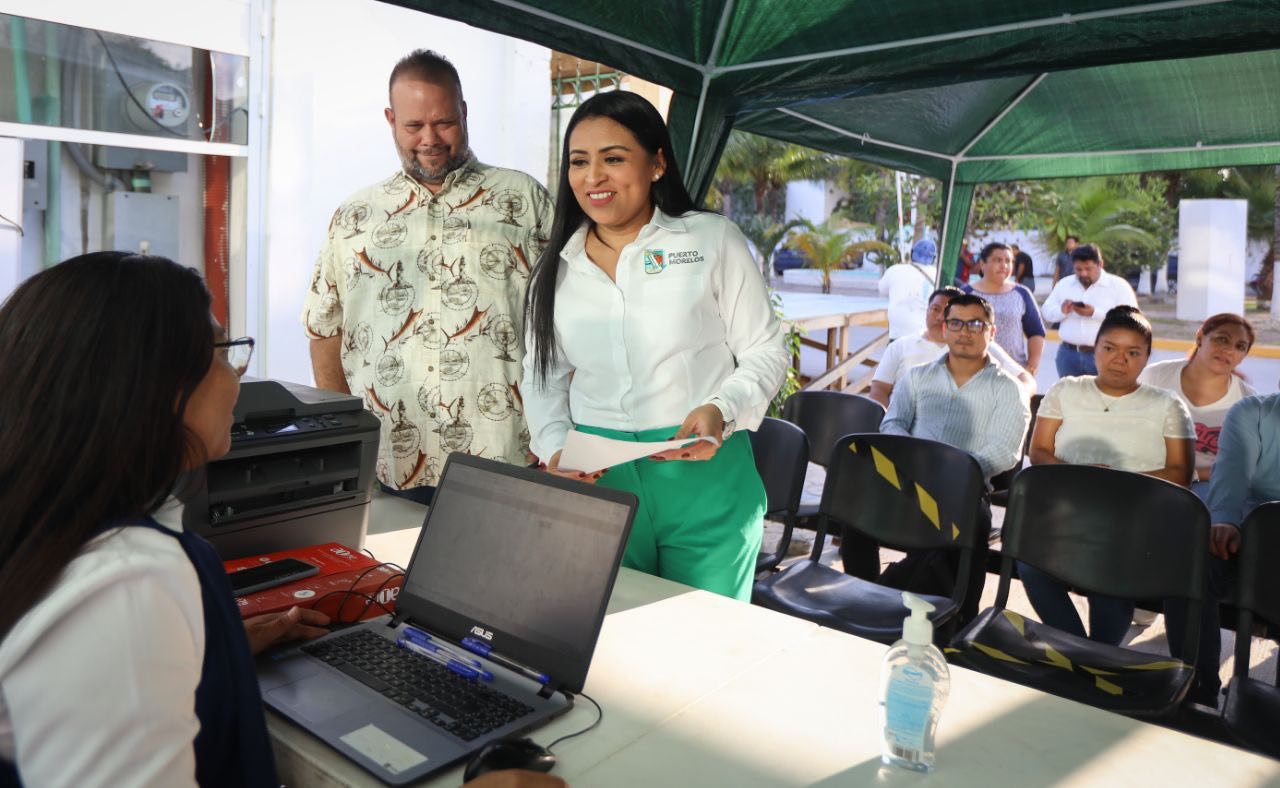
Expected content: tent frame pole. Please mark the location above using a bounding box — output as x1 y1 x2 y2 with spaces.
957 73 1047 158
484 0 707 72
686 0 737 176
966 138 1280 162
777 107 956 163
937 160 959 288
715 0 1231 74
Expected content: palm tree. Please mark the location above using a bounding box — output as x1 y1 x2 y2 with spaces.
788 218 896 294
713 131 840 220
1041 177 1159 257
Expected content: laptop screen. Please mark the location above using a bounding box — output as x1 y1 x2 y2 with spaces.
398 456 635 691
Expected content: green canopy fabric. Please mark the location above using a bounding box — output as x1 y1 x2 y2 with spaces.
396 0 1280 281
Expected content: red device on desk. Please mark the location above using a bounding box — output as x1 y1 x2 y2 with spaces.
223 542 403 623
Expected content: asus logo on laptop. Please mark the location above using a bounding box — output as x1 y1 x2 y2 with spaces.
470 625 494 641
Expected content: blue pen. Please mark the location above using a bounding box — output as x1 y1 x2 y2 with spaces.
397 636 493 682
461 637 550 685
402 626 487 671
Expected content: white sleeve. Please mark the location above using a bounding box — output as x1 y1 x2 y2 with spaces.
872 337 906 384
1164 394 1196 439
703 220 790 430
1038 381 1066 421
878 267 893 296
1040 280 1069 323
521 318 575 463
987 341 1019 373
7 563 201 787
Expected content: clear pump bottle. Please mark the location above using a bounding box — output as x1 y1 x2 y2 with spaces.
878 591 950 772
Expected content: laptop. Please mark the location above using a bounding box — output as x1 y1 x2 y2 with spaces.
258 453 638 784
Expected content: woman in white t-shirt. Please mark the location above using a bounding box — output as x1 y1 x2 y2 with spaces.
1018 306 1195 645
1137 313 1257 499
1141 313 1255 706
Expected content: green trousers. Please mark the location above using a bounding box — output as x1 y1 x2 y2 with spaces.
578 424 765 601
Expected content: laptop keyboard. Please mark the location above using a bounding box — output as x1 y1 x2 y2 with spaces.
304 629 535 741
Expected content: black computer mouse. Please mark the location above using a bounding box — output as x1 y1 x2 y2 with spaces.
463 737 557 781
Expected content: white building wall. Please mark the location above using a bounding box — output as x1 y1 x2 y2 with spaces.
785 179 826 225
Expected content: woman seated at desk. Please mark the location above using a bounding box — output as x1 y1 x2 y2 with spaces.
0 253 561 788
1017 305 1194 645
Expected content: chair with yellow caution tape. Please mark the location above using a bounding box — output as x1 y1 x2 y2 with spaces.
948 464 1207 718
752 433 986 644
780 390 885 523
1222 502 1280 756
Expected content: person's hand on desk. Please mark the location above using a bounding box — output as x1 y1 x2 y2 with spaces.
542 451 604 484
464 770 567 788
244 606 331 656
649 404 723 462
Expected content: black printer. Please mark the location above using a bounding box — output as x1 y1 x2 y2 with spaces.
184 379 381 560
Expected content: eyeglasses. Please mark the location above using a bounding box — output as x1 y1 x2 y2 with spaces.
944 318 991 333
214 337 255 375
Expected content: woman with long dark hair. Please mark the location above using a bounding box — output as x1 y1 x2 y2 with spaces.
0 253 333 786
522 91 789 601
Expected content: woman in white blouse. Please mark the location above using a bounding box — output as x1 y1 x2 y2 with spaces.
521 91 789 600
1018 305 1194 645
1137 312 1256 499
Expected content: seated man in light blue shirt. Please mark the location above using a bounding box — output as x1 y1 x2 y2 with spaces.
843 293 1031 623
1166 392 1280 707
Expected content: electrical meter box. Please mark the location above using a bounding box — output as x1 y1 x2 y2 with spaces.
104 191 179 259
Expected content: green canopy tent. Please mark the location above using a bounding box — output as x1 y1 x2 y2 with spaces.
394 0 1280 281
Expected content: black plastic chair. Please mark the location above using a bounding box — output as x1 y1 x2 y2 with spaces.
1222 502 1280 757
752 433 987 644
780 391 885 520
949 464 1209 718
749 417 809 573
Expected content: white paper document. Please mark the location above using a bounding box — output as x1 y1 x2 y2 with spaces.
557 430 721 473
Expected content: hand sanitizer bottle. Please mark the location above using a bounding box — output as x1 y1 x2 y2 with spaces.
879 591 951 772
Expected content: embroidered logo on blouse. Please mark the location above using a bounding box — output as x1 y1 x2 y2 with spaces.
643 248 667 274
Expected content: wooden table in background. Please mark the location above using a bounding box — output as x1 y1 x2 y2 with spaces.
777 292 889 393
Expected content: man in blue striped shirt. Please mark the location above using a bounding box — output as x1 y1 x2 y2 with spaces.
870 293 1031 622
882 293 1031 480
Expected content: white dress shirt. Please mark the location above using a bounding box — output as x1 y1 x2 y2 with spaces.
522 209 790 461
0 501 203 787
1040 271 1138 347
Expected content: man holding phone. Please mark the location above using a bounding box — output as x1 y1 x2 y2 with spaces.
1040 243 1138 377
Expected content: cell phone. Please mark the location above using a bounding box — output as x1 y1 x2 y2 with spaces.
227 558 319 596
1071 300 1087 308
